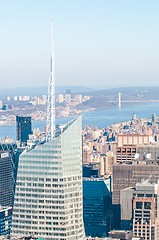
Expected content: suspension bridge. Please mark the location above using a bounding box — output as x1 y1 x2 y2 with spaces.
108 92 159 108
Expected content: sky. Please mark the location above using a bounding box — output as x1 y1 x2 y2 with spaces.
1 0 159 89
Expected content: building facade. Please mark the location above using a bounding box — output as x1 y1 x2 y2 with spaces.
83 177 112 237
133 180 159 240
12 117 85 240
16 116 32 144
0 151 13 207
0 206 12 235
113 164 159 229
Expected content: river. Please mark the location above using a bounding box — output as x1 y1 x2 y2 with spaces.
1 102 159 140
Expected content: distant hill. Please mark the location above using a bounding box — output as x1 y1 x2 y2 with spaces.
83 86 159 99
1 86 159 101
0 86 94 98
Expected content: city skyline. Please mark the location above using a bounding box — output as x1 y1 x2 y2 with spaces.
1 0 159 89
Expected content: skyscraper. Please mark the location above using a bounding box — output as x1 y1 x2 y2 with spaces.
16 116 32 144
83 177 112 237
12 116 85 240
0 151 13 206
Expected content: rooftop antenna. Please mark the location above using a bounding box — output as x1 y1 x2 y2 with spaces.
47 19 55 141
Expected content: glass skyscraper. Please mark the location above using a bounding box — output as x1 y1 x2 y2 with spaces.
12 116 85 240
83 177 112 237
16 116 32 144
0 151 13 207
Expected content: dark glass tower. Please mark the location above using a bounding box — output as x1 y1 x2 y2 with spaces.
16 116 32 144
83 177 113 238
0 151 13 207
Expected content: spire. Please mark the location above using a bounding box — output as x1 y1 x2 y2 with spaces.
47 19 55 141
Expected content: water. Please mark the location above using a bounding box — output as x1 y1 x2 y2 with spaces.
0 102 159 140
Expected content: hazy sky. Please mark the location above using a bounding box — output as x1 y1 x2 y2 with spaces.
1 0 159 89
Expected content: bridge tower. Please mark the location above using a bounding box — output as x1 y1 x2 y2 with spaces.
118 92 121 108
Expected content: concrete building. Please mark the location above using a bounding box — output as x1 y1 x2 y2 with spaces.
120 187 135 230
109 230 133 240
83 177 112 238
136 144 159 162
12 117 85 239
132 180 159 240
116 134 153 164
116 145 136 164
113 164 159 229
117 134 151 147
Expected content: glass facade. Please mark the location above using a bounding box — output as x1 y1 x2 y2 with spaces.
83 177 112 237
12 117 85 240
16 116 32 144
0 151 13 207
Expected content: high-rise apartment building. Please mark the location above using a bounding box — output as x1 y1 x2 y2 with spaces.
12 117 85 240
16 116 32 144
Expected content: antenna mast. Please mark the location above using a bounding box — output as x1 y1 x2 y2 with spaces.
47 19 55 141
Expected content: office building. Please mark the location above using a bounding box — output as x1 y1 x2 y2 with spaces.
12 117 85 240
16 116 32 144
117 134 151 147
120 187 134 230
136 144 159 161
113 164 159 229
0 206 12 236
116 145 136 164
0 151 13 207
83 177 112 237
0 142 24 205
133 180 159 240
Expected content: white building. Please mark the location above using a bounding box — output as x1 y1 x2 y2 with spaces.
65 94 71 103
6 96 10 101
74 95 82 103
56 94 64 103
13 96 18 101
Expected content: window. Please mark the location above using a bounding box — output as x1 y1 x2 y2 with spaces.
144 202 151 210
136 202 143 209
